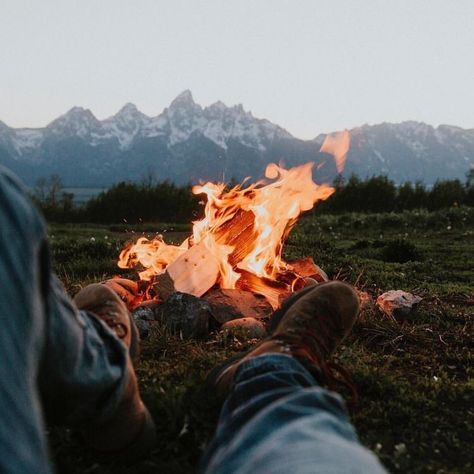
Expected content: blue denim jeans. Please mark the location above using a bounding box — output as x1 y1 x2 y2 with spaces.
0 167 129 474
201 354 387 474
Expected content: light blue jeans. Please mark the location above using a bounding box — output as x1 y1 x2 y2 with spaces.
0 167 129 474
200 354 387 473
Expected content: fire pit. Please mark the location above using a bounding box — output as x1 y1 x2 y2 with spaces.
113 133 349 338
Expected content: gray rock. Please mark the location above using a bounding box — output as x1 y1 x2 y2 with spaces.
134 318 151 340
203 288 273 323
132 305 156 322
132 302 162 339
158 292 212 339
221 317 267 339
376 290 422 318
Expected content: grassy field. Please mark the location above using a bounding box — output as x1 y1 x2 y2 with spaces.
48 208 474 474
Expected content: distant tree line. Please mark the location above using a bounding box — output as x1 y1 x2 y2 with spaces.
33 176 201 223
33 170 474 223
84 181 201 223
317 170 474 213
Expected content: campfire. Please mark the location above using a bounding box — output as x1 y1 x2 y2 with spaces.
114 132 350 337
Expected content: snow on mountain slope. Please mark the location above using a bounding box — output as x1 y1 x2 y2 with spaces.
315 121 474 182
12 129 44 154
143 90 292 150
3 90 292 153
101 103 151 149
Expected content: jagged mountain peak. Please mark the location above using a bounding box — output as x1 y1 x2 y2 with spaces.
169 90 196 109
208 100 226 110
61 106 96 119
46 106 100 137
231 103 245 113
107 102 150 126
50 106 98 126
204 101 252 121
115 102 141 115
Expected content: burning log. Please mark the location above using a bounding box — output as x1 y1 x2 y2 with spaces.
214 209 258 266
288 257 329 283
153 271 175 302
236 270 291 309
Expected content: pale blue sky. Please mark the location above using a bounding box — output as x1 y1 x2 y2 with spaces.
1 0 473 138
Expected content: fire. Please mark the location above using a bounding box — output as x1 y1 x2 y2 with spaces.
118 163 333 304
119 131 350 308
118 236 189 281
320 130 350 173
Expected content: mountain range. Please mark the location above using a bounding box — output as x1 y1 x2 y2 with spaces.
1 90 473 187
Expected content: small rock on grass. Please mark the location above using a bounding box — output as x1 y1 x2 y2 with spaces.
376 290 422 319
132 300 163 339
133 318 151 340
132 304 156 322
221 317 267 339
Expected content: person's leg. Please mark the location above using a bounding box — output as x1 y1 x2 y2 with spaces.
0 169 53 473
0 167 131 473
201 354 386 474
202 281 387 473
38 275 129 426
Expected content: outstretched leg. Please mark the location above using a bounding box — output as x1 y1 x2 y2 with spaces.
201 354 386 474
0 167 149 473
201 281 387 474
0 169 54 472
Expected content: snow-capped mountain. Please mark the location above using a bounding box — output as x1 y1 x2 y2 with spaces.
0 91 473 186
11 90 290 153
315 121 474 183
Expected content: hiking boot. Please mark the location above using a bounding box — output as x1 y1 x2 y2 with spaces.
74 284 156 462
74 283 140 360
210 281 360 400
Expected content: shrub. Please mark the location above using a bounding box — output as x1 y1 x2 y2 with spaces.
380 239 422 263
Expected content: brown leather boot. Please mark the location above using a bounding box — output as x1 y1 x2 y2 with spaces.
74 284 156 462
210 281 360 400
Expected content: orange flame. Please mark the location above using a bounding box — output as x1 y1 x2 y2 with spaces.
118 162 336 305
320 130 350 173
118 236 189 280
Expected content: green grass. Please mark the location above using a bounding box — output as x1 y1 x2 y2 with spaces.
49 208 474 473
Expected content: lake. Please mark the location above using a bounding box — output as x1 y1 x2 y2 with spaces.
63 187 107 204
